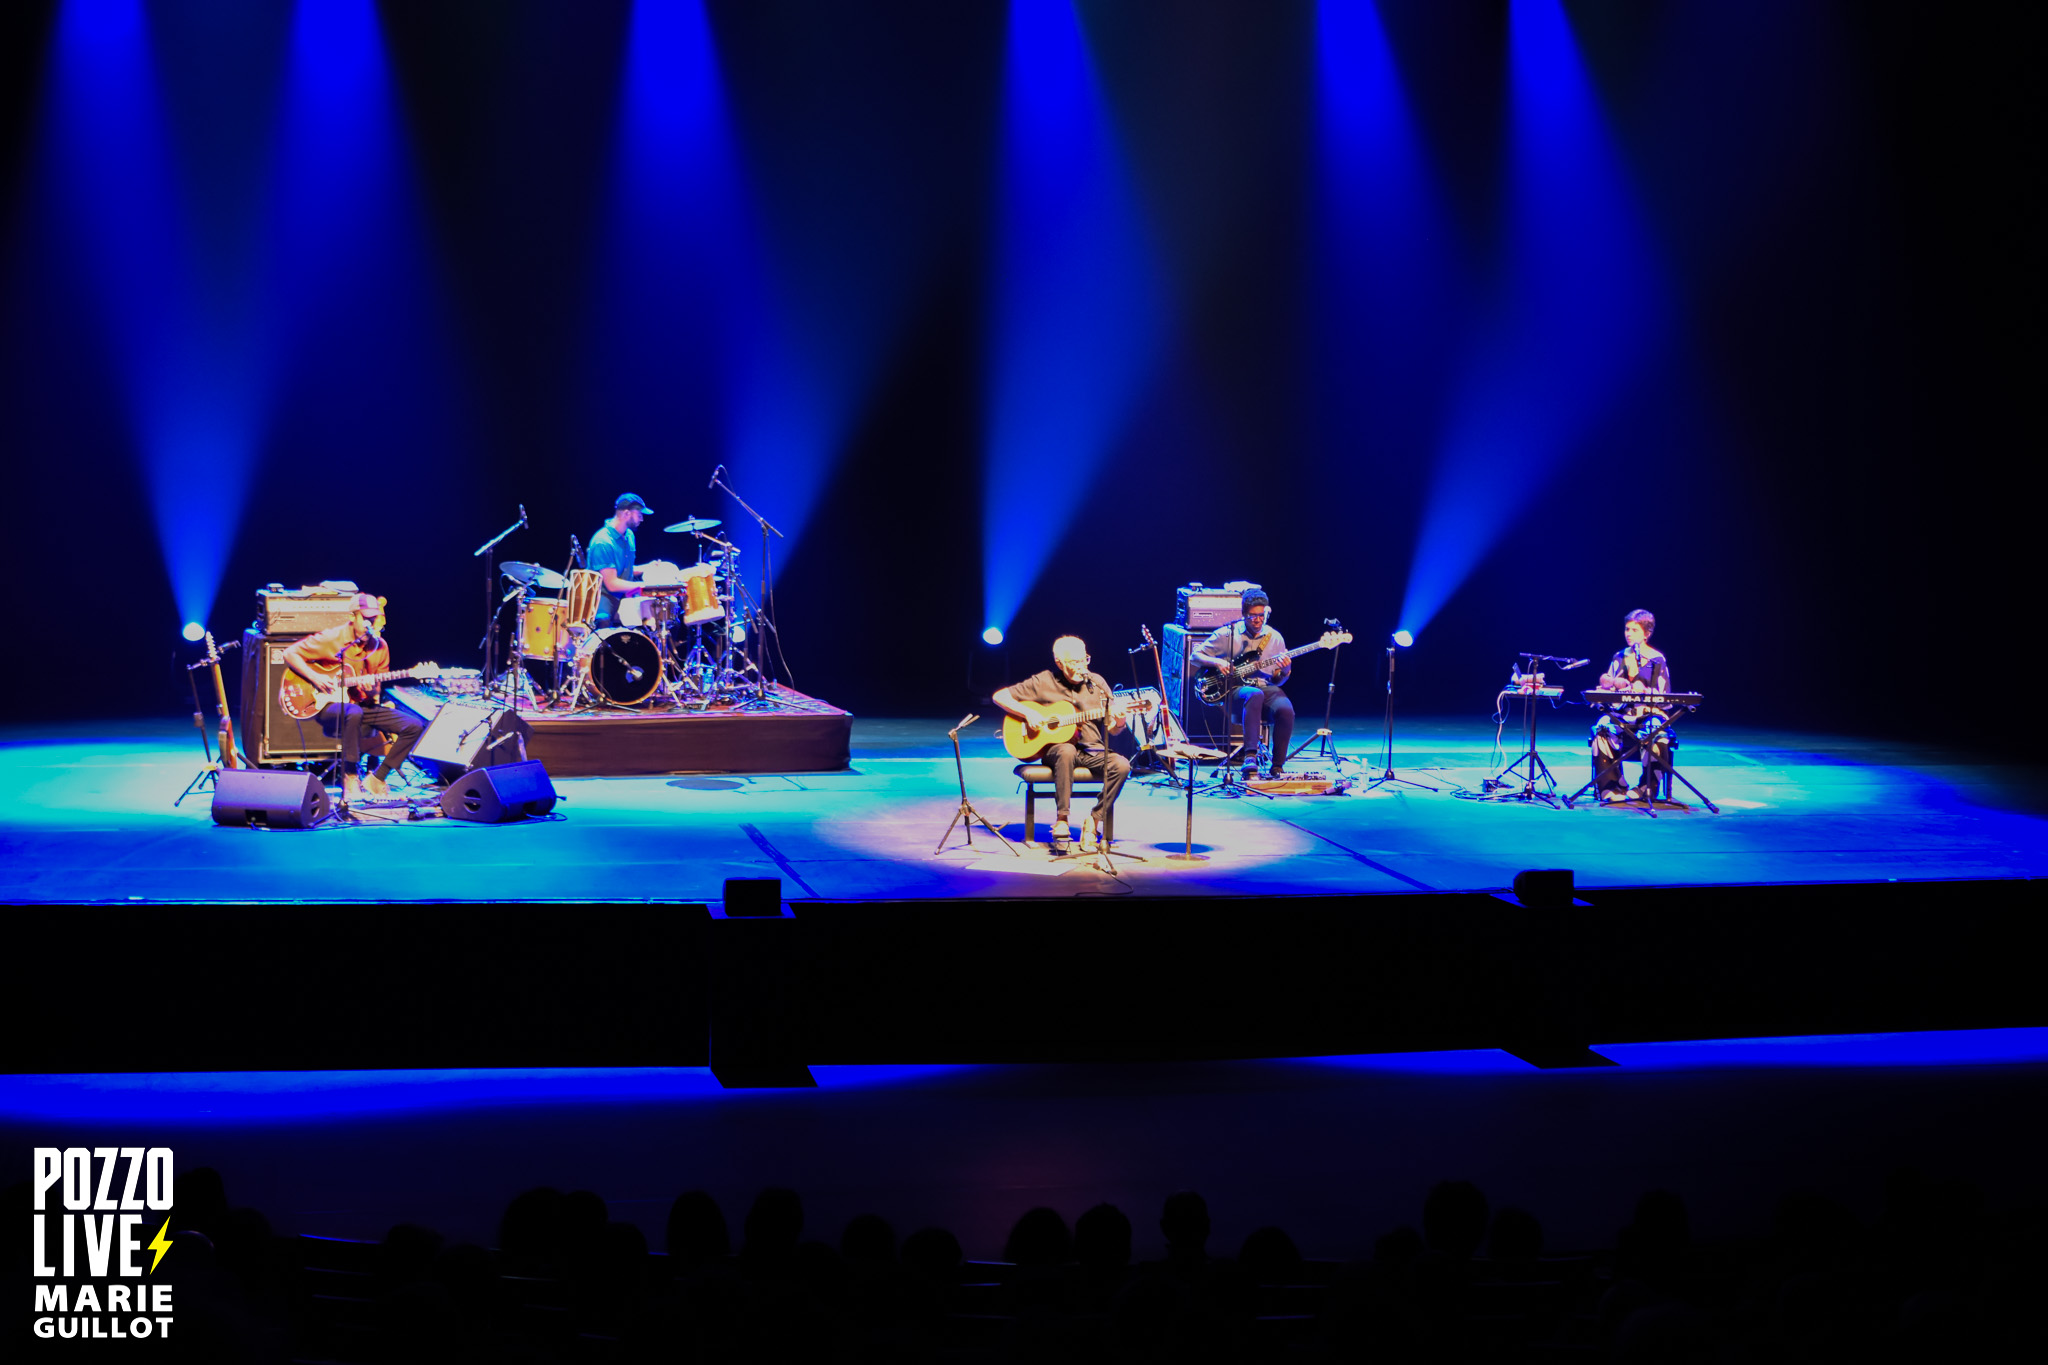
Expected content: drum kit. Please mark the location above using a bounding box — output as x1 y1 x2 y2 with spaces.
494 515 767 711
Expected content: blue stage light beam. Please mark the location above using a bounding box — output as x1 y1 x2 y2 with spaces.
1398 1 1666 639
40 0 298 633
1314 0 1453 394
594 3 941 559
981 0 1167 638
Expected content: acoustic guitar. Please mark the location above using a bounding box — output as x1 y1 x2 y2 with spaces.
279 661 442 721
1002 694 1156 761
1195 630 1353 705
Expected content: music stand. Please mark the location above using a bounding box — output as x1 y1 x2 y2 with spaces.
933 714 1019 857
1285 617 1352 769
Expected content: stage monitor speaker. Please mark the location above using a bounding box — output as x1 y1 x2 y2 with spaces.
240 628 341 765
412 700 533 780
440 760 558 823
211 768 331 829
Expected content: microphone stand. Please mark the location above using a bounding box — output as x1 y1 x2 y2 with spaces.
1165 633 1210 862
932 714 1019 857
474 508 526 705
1367 642 1437 793
710 469 783 703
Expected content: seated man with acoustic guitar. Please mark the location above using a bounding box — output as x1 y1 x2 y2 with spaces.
994 636 1130 855
1195 590 1295 778
281 593 427 806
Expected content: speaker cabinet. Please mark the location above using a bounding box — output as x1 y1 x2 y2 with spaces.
1162 623 1234 748
240 628 341 764
211 768 331 829
440 760 558 823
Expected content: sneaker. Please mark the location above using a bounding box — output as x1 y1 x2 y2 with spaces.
1600 788 1630 804
1636 785 1659 804
363 774 391 799
341 775 362 806
1050 820 1072 854
1079 816 1099 853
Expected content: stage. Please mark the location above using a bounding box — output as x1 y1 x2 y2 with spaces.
3 714 2043 906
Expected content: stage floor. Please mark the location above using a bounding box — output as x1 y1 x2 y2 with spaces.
2 716 2044 905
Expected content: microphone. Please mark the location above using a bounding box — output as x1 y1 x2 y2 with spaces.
624 665 644 684
570 534 583 566
1561 658 1591 671
708 463 724 489
519 504 528 526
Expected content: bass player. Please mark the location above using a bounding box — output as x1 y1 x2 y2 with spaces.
1194 589 1295 777
282 592 425 805
993 636 1129 855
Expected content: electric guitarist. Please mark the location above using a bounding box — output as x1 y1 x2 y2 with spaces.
1195 589 1296 777
281 592 426 805
993 635 1130 855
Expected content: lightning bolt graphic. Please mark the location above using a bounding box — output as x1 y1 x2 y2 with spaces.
147 1218 173 1274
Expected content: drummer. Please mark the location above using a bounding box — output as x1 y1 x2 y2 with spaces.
589 492 655 628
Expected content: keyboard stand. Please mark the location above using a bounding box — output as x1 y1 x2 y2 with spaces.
1564 706 1718 815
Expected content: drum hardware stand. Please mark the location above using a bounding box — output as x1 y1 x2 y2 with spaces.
932 714 1019 858
1285 618 1353 770
709 467 785 699
175 634 242 807
546 535 584 706
473 504 528 705
1367 637 1438 794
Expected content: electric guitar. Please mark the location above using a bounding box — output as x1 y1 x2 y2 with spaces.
1196 630 1353 704
279 660 443 720
1002 694 1157 761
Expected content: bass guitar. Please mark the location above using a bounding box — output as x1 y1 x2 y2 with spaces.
1196 630 1353 704
1002 694 1156 761
279 661 443 721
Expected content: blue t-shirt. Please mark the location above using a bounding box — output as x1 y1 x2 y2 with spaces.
588 523 635 626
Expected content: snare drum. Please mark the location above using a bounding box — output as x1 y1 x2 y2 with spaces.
579 627 661 707
637 560 686 590
518 596 573 660
681 562 725 624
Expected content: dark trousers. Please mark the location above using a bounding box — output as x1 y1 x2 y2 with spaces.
1232 684 1295 772
1590 713 1671 795
320 701 424 776
1044 742 1129 822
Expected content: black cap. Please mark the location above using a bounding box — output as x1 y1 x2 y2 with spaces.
615 492 654 515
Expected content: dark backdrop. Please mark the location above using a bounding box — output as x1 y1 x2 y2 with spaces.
1 2 2038 756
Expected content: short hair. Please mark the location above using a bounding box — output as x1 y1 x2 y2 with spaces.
1052 635 1087 659
1624 609 1656 637
1241 590 1270 612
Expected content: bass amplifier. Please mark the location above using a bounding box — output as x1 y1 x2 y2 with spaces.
258 585 358 635
1176 581 1261 630
239 628 341 765
1162 623 1234 748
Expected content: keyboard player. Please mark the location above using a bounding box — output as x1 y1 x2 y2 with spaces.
1589 609 1673 803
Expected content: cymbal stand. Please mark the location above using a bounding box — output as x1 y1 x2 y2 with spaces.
932 714 1019 857
1285 618 1352 769
710 467 784 700
545 536 583 707
1367 643 1438 793
474 505 527 705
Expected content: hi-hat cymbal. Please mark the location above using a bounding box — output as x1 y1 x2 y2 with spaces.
663 517 722 534
501 561 567 590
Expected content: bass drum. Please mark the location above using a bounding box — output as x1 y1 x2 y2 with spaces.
580 627 661 707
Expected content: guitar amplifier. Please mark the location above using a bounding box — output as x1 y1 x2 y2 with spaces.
1176 582 1261 630
258 584 359 636
240 629 341 765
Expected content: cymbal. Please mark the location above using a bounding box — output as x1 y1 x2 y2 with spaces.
501 561 567 590
663 517 722 534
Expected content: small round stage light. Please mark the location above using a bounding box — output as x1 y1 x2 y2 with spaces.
1392 630 1414 648
182 621 205 642
982 627 1004 646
